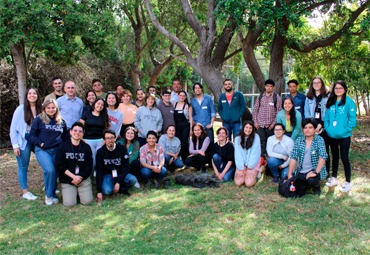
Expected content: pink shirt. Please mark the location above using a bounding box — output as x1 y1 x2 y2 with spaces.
118 103 138 125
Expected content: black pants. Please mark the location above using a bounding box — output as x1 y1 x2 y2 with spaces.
175 121 190 160
295 172 320 197
256 127 273 157
129 159 141 180
320 130 331 176
329 136 351 182
184 154 206 171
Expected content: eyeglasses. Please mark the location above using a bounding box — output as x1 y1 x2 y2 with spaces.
105 137 116 140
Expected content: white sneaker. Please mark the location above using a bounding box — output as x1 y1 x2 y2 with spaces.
22 192 38 200
340 182 352 192
43 186 60 194
45 196 53 206
52 198 59 204
134 181 141 189
325 177 338 187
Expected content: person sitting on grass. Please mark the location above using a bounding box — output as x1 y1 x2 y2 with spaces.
56 122 94 206
121 126 141 185
287 118 328 197
96 130 137 202
140 131 168 188
211 127 235 182
266 123 294 183
234 121 261 187
184 123 211 173
158 125 184 172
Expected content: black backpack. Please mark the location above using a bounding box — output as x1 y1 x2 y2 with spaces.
278 176 298 198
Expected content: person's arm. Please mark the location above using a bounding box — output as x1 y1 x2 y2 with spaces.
199 137 210 155
217 96 223 119
306 157 326 180
139 146 156 171
188 138 198 155
266 136 286 159
238 92 246 118
28 117 43 147
291 111 302 140
252 97 260 128
134 108 143 135
156 110 163 134
188 105 194 129
279 137 294 168
287 158 297 180
234 137 245 170
10 106 22 155
345 98 357 131
246 134 261 169
304 98 311 119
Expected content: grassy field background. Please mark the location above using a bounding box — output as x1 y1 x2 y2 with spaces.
1 118 369 254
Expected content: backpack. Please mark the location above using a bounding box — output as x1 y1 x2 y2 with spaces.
259 92 278 109
278 176 298 198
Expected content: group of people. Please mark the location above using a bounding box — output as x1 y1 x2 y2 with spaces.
10 76 356 206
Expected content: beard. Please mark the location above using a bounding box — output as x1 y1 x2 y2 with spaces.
225 87 233 92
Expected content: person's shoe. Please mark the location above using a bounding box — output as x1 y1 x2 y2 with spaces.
272 176 279 184
134 181 141 189
313 186 321 195
340 182 352 192
22 192 38 200
153 179 160 189
45 196 53 206
325 177 338 187
201 168 207 174
163 179 170 188
52 197 59 204
43 186 60 194
120 190 131 197
144 181 151 189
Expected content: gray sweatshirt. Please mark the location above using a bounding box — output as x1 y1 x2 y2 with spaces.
158 134 181 154
134 106 163 138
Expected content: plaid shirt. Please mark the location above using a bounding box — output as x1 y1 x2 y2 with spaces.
252 92 282 128
140 143 164 166
291 134 328 180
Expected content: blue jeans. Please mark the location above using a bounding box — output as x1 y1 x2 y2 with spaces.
35 146 58 198
212 153 235 181
102 173 137 195
141 167 168 182
267 157 288 179
15 134 33 190
164 154 184 168
223 122 241 140
205 127 214 144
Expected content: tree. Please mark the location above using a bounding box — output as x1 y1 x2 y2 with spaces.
0 0 116 103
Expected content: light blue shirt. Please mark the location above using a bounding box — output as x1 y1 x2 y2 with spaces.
191 94 216 127
56 95 83 129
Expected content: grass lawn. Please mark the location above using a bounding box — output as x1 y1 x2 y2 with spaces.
1 118 369 255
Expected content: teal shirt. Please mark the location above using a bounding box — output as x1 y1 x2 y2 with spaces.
276 109 302 140
324 96 356 139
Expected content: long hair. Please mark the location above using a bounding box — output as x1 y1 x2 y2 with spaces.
191 123 207 149
84 90 97 106
40 99 63 125
91 98 110 129
306 76 328 100
239 120 256 150
178 90 190 106
144 93 157 108
123 126 140 151
282 97 297 128
105 92 120 109
326 80 347 108
24 87 42 126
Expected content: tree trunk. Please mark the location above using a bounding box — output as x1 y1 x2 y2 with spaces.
148 56 174 87
10 42 28 104
360 91 369 116
354 87 361 116
194 64 224 102
130 66 141 90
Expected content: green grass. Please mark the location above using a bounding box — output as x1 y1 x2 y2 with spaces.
1 119 370 254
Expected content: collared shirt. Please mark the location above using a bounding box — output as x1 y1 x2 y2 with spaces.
286 92 306 119
157 100 175 134
140 143 164 166
252 92 282 128
170 91 179 104
190 94 216 127
56 95 83 129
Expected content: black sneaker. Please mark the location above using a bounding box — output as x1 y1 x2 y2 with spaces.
272 176 279 184
163 179 170 188
153 179 160 189
313 186 321 195
120 190 131 197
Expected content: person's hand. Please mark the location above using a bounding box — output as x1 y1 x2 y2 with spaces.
169 157 174 165
206 124 213 129
269 123 274 130
97 193 103 203
315 124 322 134
254 123 260 130
152 166 161 173
40 143 44 148
306 171 317 180
218 173 224 180
113 183 120 193
198 150 205 156
278 165 283 170
71 175 83 186
13 148 20 157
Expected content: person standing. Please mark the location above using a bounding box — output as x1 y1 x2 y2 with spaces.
115 85 125 102
170 78 182 104
133 88 145 108
157 90 175 134
218 79 246 140
44 77 64 103
324 81 356 192
118 89 138 138
252 79 282 158
148 85 160 105
10 88 42 200
190 83 216 143
56 122 94 206
83 90 97 115
92 79 107 100
276 97 302 140
56 81 83 130
286 79 306 119
106 92 123 138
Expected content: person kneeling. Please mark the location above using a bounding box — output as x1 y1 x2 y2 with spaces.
96 130 137 202
56 122 94 206
287 119 328 197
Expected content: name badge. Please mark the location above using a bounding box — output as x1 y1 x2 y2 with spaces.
269 102 274 106
221 100 226 103
202 106 208 109
75 165 79 174
315 112 320 119
295 106 301 109
333 121 337 127
178 111 183 113
170 110 174 113
112 169 118 178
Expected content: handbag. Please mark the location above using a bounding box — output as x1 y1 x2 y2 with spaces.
278 175 298 198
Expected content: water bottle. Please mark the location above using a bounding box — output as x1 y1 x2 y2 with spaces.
289 182 295 192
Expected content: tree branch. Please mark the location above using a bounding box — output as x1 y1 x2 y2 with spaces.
180 0 204 40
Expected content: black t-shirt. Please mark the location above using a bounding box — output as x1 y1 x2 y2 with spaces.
212 142 235 165
81 111 105 139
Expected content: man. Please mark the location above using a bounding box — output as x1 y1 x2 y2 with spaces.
56 81 84 130
190 83 216 143
96 130 138 202
286 79 306 119
170 78 182 104
133 88 145 108
218 79 246 140
92 79 107 99
44 77 64 103
148 85 160 105
157 90 175 134
252 79 282 157
56 122 94 206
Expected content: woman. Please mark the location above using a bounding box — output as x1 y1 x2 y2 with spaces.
134 94 163 146
80 98 110 169
234 121 261 187
287 118 328 197
276 97 302 140
83 90 97 115
266 123 294 183
29 99 69 205
174 90 193 160
159 125 184 171
184 123 211 173
123 126 141 183
10 88 42 200
324 80 356 192
106 92 123 138
118 89 138 138
115 85 125 102
140 131 168 188
304 76 330 172
211 127 235 182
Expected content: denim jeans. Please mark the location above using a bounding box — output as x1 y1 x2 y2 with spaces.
164 154 184 168
223 122 241 140
102 173 137 195
141 167 168 182
205 127 214 144
212 153 235 181
267 157 288 179
15 134 33 190
35 146 58 198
